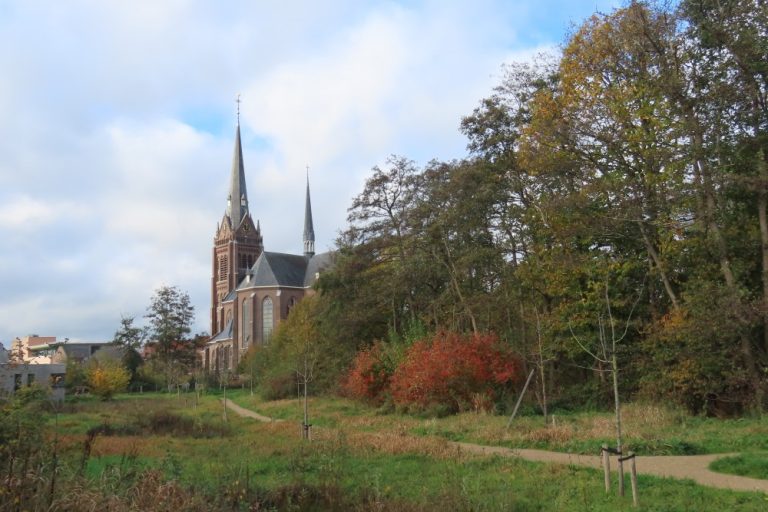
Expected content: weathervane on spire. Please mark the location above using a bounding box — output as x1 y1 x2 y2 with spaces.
236 93 241 124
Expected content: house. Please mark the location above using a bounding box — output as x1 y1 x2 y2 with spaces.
11 335 57 364
0 342 66 401
24 338 121 365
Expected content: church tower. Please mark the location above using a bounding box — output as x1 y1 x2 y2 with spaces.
303 173 315 258
210 121 263 336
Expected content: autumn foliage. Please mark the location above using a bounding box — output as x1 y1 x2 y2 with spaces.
87 359 130 400
340 342 392 404
343 332 521 413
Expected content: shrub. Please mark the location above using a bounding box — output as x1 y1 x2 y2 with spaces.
261 371 298 401
65 359 88 390
341 342 392 404
87 359 130 400
389 331 521 414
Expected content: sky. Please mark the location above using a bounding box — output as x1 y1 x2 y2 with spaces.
0 0 622 343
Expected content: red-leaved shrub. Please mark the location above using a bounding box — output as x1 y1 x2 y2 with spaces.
341 342 392 404
389 331 521 413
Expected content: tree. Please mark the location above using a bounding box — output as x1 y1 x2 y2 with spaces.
570 279 643 497
259 296 322 438
346 155 423 333
145 286 194 358
112 315 146 386
144 286 195 386
112 315 145 350
86 359 130 400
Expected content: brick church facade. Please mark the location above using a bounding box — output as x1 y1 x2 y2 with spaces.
202 122 333 373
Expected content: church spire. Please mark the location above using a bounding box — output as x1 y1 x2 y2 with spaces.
303 166 315 258
227 109 248 230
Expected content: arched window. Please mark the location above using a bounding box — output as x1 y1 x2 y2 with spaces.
262 296 274 343
242 298 251 349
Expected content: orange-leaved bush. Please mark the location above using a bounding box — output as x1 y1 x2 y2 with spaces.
389 331 521 413
341 342 392 404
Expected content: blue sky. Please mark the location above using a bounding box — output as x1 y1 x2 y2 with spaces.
0 0 622 343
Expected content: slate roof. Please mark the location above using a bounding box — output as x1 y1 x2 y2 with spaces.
235 251 336 290
239 252 309 289
209 318 233 343
304 252 334 287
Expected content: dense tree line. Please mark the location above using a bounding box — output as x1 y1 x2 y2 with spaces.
311 0 768 415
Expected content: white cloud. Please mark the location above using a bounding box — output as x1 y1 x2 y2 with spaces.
0 195 88 229
0 0 625 342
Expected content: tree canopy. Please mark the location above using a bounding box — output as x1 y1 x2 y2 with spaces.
314 0 768 414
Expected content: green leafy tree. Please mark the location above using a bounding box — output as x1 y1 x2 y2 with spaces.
144 286 195 386
112 314 146 385
112 314 146 350
145 286 195 359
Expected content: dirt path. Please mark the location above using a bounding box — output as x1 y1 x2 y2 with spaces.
223 399 768 494
451 442 768 494
221 398 283 423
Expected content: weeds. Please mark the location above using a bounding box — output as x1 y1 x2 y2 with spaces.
4 392 768 511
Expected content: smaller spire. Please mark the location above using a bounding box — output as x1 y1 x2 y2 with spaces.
303 166 315 258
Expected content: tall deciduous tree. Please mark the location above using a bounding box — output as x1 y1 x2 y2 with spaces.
112 315 145 350
145 286 195 385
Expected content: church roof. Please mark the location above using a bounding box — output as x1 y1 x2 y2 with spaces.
209 318 233 343
241 252 309 289
236 251 335 289
304 252 334 287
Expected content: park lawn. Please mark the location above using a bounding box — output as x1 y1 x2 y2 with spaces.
710 452 768 480
227 391 768 456
47 391 766 511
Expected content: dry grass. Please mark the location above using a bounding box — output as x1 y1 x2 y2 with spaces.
91 435 160 457
343 429 460 459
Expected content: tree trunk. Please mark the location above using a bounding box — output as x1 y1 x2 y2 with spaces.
535 310 548 424
638 221 679 310
612 352 625 496
758 150 768 355
437 239 478 333
689 117 763 409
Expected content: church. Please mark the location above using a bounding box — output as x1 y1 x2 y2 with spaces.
202 121 333 374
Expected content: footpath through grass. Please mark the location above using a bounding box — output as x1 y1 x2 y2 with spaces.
29 390 768 511
227 391 768 456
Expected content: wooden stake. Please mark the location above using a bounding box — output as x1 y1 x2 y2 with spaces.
629 452 639 507
602 444 611 493
506 369 535 428
618 456 625 497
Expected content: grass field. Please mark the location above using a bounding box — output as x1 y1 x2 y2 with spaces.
6 389 768 510
227 390 768 455
710 452 768 480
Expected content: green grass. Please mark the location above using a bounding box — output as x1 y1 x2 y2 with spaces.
28 391 768 510
225 393 768 455
711 452 768 480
